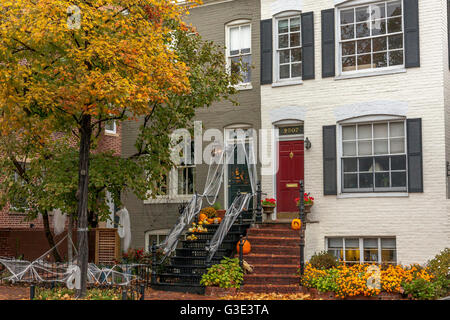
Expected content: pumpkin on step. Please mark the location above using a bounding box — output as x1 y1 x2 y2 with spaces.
291 219 302 230
236 239 251 255
199 213 207 222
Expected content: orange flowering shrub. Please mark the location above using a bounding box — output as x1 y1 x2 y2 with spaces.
301 263 436 299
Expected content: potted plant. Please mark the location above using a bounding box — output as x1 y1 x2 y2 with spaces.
213 202 226 219
261 198 276 215
295 193 314 213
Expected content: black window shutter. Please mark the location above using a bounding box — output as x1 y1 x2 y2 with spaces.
407 118 423 193
260 19 273 85
323 125 337 195
404 0 420 68
301 12 315 80
321 8 335 78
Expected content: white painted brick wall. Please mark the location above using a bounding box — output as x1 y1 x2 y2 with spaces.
261 0 449 264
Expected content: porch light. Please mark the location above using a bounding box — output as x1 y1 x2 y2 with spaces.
305 137 312 150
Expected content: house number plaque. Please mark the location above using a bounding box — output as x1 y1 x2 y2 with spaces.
279 125 304 136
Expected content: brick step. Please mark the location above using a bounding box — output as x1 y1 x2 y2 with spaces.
251 244 299 255
244 274 299 285
244 254 299 265
240 284 302 294
247 228 300 237
251 264 298 275
247 236 299 246
255 223 292 229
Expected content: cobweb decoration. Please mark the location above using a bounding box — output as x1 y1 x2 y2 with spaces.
116 207 131 252
52 209 66 236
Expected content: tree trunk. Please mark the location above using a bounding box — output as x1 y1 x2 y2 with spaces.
68 213 73 265
41 211 62 262
76 114 92 298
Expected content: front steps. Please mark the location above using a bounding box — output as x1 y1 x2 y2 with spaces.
240 222 302 294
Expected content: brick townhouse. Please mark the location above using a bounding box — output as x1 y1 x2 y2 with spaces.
0 123 121 260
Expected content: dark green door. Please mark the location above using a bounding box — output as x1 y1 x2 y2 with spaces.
228 143 253 208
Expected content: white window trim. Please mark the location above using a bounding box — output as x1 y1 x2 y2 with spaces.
335 0 406 78
272 11 303 85
104 120 117 135
145 229 170 252
325 236 397 264
336 115 409 197
225 19 252 89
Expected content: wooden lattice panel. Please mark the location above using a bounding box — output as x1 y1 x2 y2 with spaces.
95 228 120 265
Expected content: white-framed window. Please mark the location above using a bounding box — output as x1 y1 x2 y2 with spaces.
105 119 116 134
145 229 187 252
275 14 302 81
340 119 407 193
226 20 252 84
177 141 195 196
326 237 397 264
338 0 404 74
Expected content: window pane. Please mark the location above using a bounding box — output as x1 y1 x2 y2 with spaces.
345 238 360 262
242 55 252 83
387 1 402 17
345 238 359 248
290 17 301 32
358 141 372 155
391 155 406 170
343 158 357 172
374 140 388 154
358 124 372 139
373 36 387 51
230 57 240 75
340 9 354 24
357 39 371 54
343 126 356 140
279 64 290 79
387 17 402 33
374 123 388 138
290 32 300 47
329 238 343 248
341 25 355 40
371 19 386 36
390 138 405 153
391 172 406 187
344 174 358 188
364 238 378 248
359 157 373 172
375 172 390 188
279 34 289 48
371 3 386 19
357 54 371 70
279 50 290 64
390 122 404 137
375 157 389 171
382 249 396 263
291 63 302 78
229 27 240 52
381 238 396 249
343 141 356 156
187 167 195 194
291 48 302 62
373 52 388 68
389 50 403 66
342 41 356 56
278 19 289 33
356 6 370 22
364 249 379 262
356 22 370 38
359 173 373 188
389 34 403 50
342 56 356 71
240 25 251 51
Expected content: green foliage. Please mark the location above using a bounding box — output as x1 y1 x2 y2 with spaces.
213 202 222 211
200 257 243 289
402 277 445 300
309 251 340 270
305 268 340 293
34 287 122 300
426 248 450 279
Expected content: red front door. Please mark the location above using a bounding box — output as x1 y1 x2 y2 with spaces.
277 140 304 213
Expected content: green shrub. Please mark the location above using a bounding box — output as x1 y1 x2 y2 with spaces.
402 278 444 300
213 202 222 211
200 257 243 289
426 248 449 279
309 251 340 270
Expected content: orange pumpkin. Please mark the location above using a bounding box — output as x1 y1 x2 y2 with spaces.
236 239 251 255
217 217 222 223
199 213 207 221
291 219 302 230
207 218 214 224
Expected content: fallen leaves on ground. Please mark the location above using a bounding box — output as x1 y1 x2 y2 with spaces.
220 292 311 300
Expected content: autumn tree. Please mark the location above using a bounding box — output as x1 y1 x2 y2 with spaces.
0 0 240 296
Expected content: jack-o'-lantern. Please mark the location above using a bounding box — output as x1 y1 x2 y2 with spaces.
236 239 251 255
291 219 302 230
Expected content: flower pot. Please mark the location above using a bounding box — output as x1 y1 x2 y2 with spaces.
216 210 226 219
262 205 275 214
304 202 313 213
